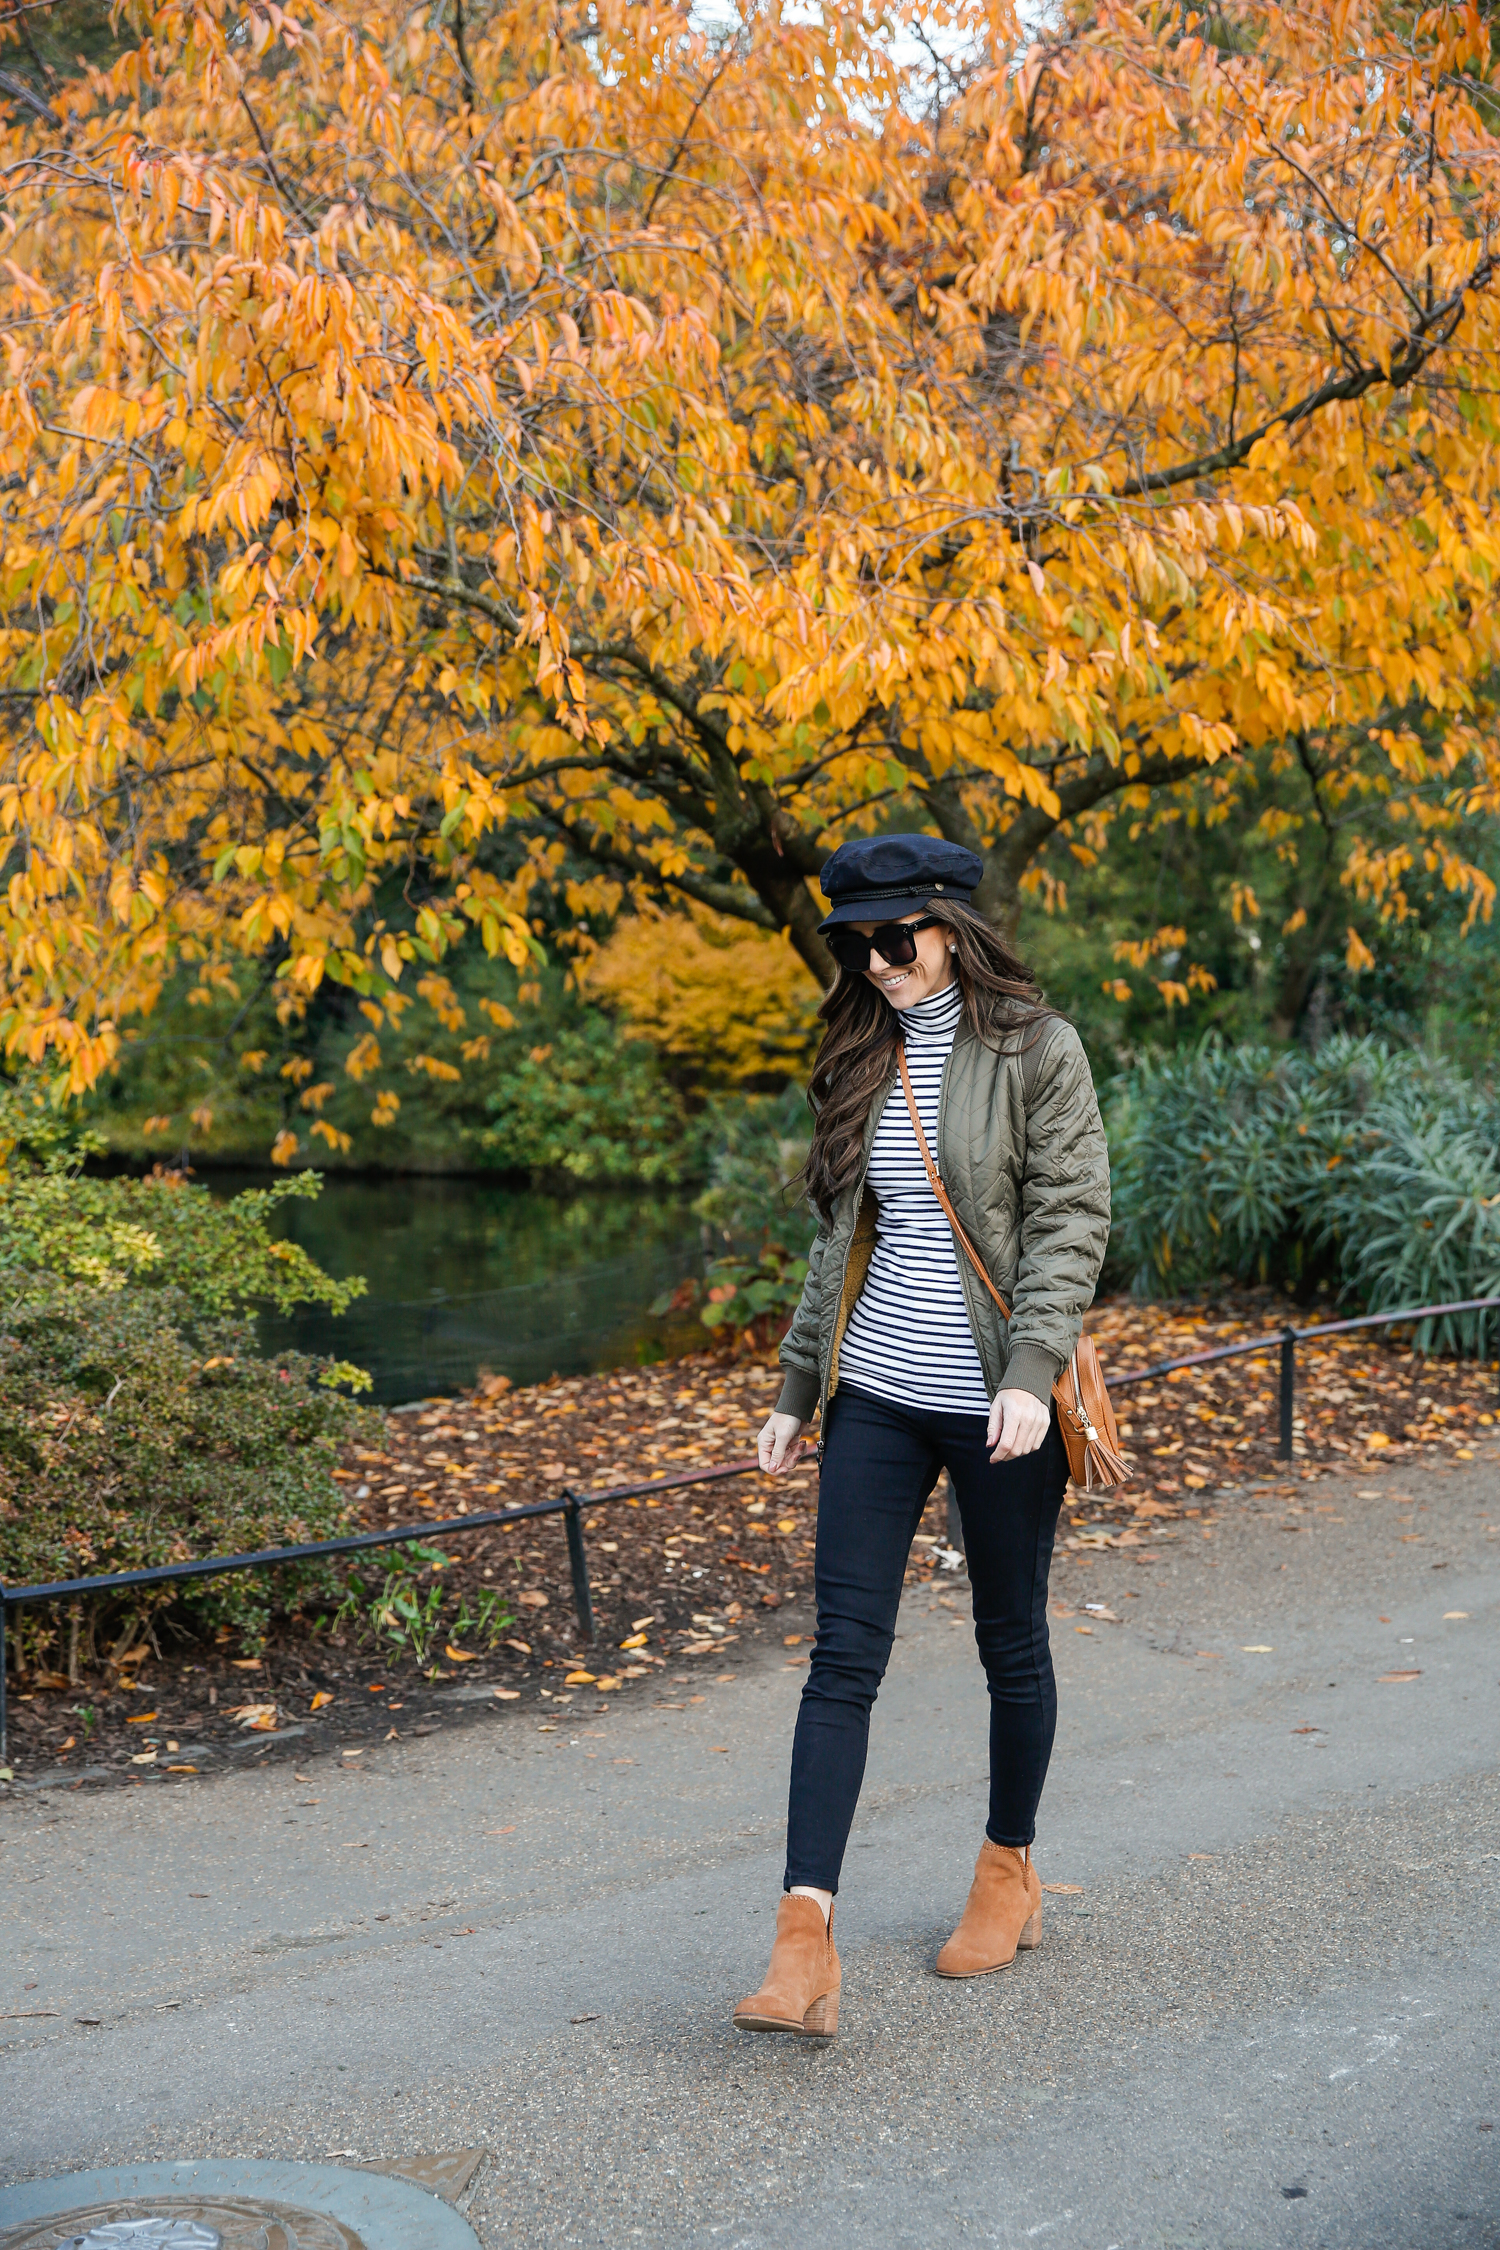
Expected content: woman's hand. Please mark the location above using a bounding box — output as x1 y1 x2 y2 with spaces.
758 1411 807 1474
986 1387 1050 1463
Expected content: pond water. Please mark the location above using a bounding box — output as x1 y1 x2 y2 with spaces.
210 1170 710 1403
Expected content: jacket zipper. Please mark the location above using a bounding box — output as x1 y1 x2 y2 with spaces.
931 1020 1001 1399
815 1063 896 1457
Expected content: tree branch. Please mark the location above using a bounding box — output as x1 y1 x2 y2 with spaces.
1117 255 1496 497
544 809 778 927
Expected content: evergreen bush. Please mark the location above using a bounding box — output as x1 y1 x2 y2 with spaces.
1105 1035 1500 1349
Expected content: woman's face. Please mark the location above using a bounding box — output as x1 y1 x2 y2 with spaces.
852 912 956 1010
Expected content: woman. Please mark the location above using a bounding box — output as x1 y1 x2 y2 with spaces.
734 832 1110 2040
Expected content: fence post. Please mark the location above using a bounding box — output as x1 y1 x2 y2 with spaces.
562 1493 596 1644
1278 1328 1297 1461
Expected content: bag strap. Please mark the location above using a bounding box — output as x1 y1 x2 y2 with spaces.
896 1043 1013 1323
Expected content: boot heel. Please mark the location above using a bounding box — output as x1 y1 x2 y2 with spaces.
1018 1906 1042 1950
801 1988 838 2039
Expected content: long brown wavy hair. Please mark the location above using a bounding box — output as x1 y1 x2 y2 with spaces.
803 899 1050 1216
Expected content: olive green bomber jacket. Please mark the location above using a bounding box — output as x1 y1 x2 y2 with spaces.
774 1014 1111 1428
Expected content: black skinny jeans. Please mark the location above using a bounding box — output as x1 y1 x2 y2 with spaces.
784 1382 1068 1895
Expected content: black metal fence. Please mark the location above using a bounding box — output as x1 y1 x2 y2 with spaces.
0 1457 760 1762
1106 1293 1500 1457
4 1291 1497 1763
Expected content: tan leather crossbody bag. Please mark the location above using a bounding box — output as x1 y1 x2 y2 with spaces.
896 1045 1128 1493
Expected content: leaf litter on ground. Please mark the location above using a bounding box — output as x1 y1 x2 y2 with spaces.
10 1288 1496 1784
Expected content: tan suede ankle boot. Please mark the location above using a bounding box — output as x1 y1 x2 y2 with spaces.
734 1895 841 2038
934 1841 1042 1978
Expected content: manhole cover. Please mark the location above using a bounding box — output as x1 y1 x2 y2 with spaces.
4 2200 362 2250
0 2165 478 2250
63 2231 225 2250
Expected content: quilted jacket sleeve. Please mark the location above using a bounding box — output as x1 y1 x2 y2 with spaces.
775 1208 831 1423
1003 1020 1112 1404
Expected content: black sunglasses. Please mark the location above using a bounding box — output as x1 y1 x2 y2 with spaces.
825 914 942 974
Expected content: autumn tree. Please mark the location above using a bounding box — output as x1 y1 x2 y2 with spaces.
2 0 1499 1133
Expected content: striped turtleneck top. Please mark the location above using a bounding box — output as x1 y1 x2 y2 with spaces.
835 979 992 1415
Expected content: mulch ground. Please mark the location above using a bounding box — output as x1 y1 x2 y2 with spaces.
6 1288 1497 1787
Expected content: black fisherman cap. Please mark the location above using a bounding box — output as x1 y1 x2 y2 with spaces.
817 833 984 930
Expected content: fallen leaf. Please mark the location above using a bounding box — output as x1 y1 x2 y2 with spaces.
631 1615 657 1630
777 1518 796 1533
341 1840 369 1848
516 1591 549 1609
618 1632 649 1650
444 1644 480 1663
595 1676 622 1691
570 2013 600 2024
129 1751 157 1765
1291 1725 1323 1735
504 1638 532 1655
783 1634 804 1647
310 1691 334 1711
166 1764 197 1773
126 1712 158 1725
231 1704 278 1730
1041 1882 1084 1894
565 1670 597 1686
1443 1611 1470 1619
491 1687 520 1701
708 1745 730 1753
1378 1669 1421 1682
1242 1646 1275 1653
1075 1625 1094 1635
1196 1651 1224 1659
1084 1604 1121 1623
485 1826 517 1835
1187 1853 1214 1861
230 1658 263 1670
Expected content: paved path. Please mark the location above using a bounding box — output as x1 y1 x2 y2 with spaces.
4 1455 1498 2249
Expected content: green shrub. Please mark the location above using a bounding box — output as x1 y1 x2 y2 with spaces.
476 1012 705 1184
660 1088 813 1340
0 1113 379 1672
1106 1034 1500 1349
